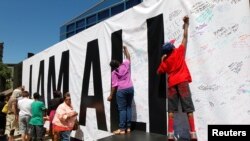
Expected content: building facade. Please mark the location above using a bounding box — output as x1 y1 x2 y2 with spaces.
0 42 3 62
60 0 142 41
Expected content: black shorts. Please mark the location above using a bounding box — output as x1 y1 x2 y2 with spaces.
168 82 195 113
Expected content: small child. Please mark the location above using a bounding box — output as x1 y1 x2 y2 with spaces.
0 129 8 141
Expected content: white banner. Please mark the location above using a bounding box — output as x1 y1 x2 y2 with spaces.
22 0 250 140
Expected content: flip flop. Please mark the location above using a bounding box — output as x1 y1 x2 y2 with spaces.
113 129 126 135
126 128 131 133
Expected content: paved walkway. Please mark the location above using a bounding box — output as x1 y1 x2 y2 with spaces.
14 135 52 141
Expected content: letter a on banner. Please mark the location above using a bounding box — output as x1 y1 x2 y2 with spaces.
79 39 108 131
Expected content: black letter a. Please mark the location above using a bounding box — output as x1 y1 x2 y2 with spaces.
79 39 107 131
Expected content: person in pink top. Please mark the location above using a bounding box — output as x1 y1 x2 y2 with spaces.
48 91 63 141
52 92 78 141
108 46 134 135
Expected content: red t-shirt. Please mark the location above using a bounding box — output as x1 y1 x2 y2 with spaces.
157 44 192 87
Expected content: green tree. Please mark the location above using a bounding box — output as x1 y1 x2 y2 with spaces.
0 62 11 91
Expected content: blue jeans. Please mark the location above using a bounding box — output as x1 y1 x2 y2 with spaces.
60 130 71 141
116 87 134 130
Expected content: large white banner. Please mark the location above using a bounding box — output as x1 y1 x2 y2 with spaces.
22 0 250 140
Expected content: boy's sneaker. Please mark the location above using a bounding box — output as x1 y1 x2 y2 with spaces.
168 132 176 141
190 132 197 141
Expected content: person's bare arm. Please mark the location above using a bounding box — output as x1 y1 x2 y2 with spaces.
13 100 19 120
123 46 130 61
181 16 189 47
107 87 117 101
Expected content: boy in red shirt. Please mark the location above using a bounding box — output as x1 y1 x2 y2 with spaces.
157 16 197 141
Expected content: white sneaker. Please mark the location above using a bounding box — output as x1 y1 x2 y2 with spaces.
190 132 197 141
168 132 176 141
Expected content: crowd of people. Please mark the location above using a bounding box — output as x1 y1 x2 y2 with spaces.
0 87 78 141
0 16 197 141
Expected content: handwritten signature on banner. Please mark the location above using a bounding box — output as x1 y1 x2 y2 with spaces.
164 9 184 41
190 1 215 23
195 8 214 24
245 55 250 60
212 0 242 4
238 86 250 94
232 34 250 48
213 24 239 39
190 23 207 38
169 9 182 21
237 80 250 94
228 61 243 74
190 1 214 14
165 19 182 41
198 84 220 91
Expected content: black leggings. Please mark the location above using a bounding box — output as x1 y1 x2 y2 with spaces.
0 116 6 133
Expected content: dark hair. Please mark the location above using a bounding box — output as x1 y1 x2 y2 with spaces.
162 42 175 55
109 60 120 70
33 92 40 99
0 94 5 102
22 91 30 97
53 91 62 98
63 92 70 100
0 129 5 135
21 86 25 91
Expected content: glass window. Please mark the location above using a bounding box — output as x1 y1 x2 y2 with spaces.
98 9 110 21
111 3 124 16
66 23 75 32
126 0 142 9
66 31 75 38
76 19 85 28
86 24 95 29
76 28 84 33
86 14 97 25
60 34 67 41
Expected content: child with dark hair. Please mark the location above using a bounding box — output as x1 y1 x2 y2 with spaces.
109 60 121 70
29 93 46 141
108 46 134 135
157 16 197 141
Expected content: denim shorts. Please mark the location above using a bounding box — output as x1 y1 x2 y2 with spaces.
19 115 31 134
168 82 195 113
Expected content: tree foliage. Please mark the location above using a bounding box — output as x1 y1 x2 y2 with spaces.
0 62 11 79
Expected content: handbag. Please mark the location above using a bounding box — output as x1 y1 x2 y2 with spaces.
1 103 8 114
72 119 79 130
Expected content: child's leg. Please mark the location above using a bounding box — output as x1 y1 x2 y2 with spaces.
168 86 179 133
187 112 196 132
168 112 174 133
